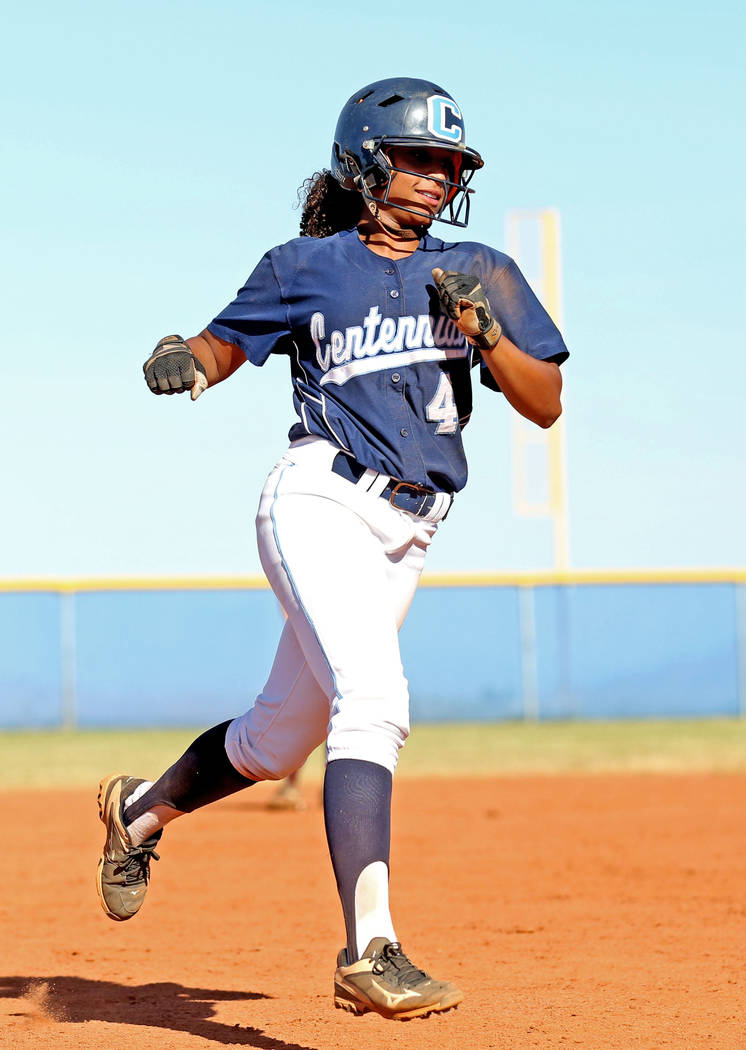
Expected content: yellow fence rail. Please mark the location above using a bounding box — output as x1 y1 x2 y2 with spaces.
1 568 746 592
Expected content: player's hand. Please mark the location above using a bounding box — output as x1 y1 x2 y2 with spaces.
431 268 502 350
143 335 208 401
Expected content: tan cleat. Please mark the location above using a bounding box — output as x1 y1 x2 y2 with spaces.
96 773 161 921
334 937 463 1020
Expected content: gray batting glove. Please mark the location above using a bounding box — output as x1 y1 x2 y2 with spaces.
143 335 208 401
431 268 502 351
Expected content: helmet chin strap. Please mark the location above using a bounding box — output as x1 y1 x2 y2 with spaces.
364 198 428 241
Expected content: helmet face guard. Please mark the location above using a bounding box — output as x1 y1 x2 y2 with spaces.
332 78 484 229
356 139 478 227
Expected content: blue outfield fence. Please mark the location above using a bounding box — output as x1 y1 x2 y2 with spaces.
0 571 745 728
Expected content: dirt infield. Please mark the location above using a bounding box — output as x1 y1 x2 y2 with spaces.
1 774 744 1049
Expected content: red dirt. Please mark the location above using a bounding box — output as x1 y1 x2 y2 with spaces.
1 774 744 1049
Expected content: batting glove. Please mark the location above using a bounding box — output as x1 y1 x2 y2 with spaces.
431 268 502 351
143 335 208 400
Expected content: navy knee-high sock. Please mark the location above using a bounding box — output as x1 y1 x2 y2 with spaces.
123 720 255 823
323 758 394 963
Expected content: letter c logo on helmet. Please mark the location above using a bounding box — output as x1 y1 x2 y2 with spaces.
426 96 464 144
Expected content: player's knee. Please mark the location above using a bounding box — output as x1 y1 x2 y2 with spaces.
256 751 307 781
226 741 295 782
226 714 319 782
326 698 410 775
326 724 408 775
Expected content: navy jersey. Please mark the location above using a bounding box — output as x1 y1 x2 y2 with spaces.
208 229 568 494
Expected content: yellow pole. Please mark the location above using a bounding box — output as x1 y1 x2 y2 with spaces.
539 209 570 570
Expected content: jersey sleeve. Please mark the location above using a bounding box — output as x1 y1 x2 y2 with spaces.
478 254 569 392
207 250 291 366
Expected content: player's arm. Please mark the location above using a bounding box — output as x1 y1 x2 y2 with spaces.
432 268 562 429
187 329 246 386
478 336 562 429
143 329 246 400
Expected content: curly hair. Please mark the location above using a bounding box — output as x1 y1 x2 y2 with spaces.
298 170 363 238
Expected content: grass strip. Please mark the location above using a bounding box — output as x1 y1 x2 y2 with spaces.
1 717 745 790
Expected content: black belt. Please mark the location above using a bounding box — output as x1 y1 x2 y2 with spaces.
331 452 452 519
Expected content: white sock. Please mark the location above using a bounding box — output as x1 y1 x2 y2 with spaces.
123 785 185 847
121 782 153 846
125 810 163 846
354 861 397 959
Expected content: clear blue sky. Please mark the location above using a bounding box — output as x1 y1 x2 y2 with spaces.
3 0 744 577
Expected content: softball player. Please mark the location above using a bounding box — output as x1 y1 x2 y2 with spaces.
97 77 568 1021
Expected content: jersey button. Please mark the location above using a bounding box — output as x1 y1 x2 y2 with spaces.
400 427 408 437
384 268 395 275
389 289 400 298
391 372 401 383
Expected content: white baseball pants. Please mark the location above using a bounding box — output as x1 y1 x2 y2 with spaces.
225 436 446 777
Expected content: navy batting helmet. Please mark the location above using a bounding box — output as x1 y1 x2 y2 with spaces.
331 77 484 228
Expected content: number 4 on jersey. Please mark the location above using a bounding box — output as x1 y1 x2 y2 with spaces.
426 373 459 434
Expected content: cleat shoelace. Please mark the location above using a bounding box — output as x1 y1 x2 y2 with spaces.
116 840 160 885
372 942 430 989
